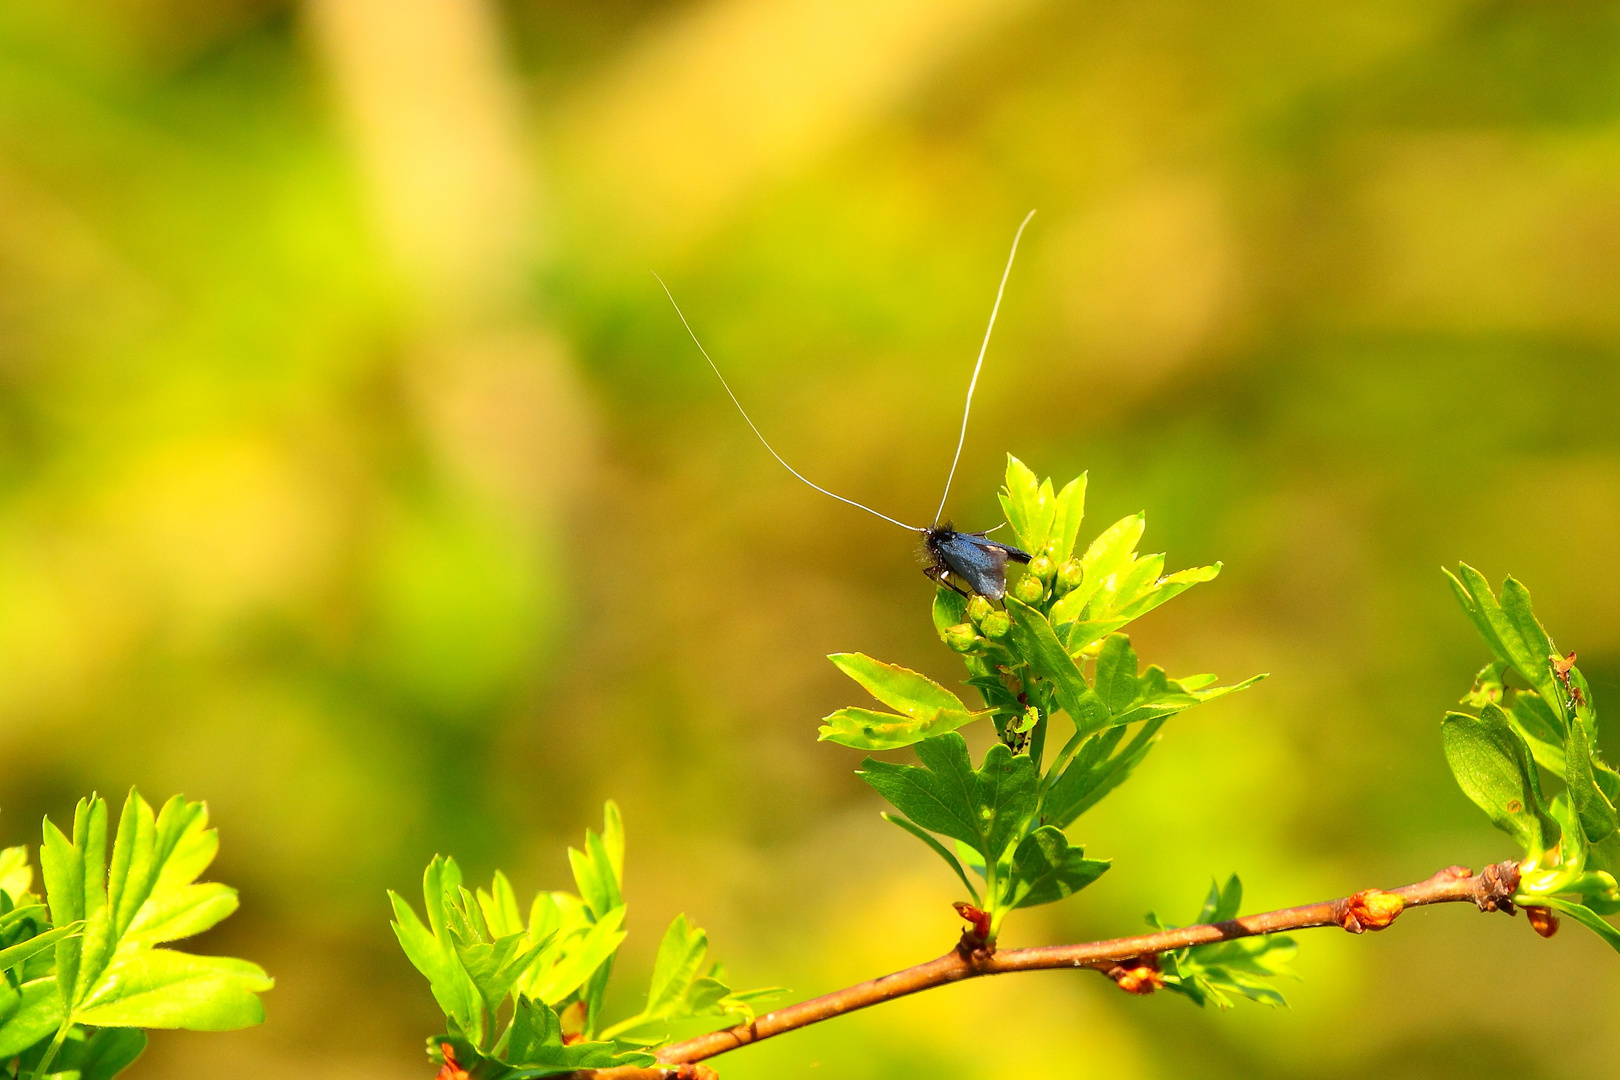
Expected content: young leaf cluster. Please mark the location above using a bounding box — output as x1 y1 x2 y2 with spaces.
824 457 1264 941
393 803 780 1078
0 790 270 1079
1146 875 1296 1008
1442 565 1620 950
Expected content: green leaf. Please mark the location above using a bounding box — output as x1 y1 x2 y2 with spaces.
391 884 480 1039
39 791 269 1040
829 653 972 719
1094 634 1140 714
1196 875 1243 924
456 931 551 1022
1106 665 1266 729
1442 707 1560 859
1508 691 1567 776
818 707 985 751
932 587 969 640
0 923 80 975
600 802 625 887
1048 513 1145 624
1004 598 1111 738
819 654 987 750
525 906 626 1006
1567 715 1619 844
1051 474 1088 561
436 1021 656 1079
645 915 707 1019
999 456 1056 554
1043 719 1166 828
1154 881 1296 1010
72 952 271 1029
478 872 526 940
880 813 979 903
858 734 1037 866
58 1027 147 1080
1051 554 1217 632
0 847 32 901
1007 827 1109 909
568 839 619 925
1445 566 1563 714
1537 897 1620 954
0 979 63 1057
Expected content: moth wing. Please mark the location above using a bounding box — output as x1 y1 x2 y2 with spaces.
964 531 1032 563
938 534 1012 599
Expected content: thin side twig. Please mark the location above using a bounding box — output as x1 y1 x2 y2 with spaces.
578 860 1521 1079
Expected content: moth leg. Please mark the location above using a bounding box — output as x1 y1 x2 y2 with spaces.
924 564 969 597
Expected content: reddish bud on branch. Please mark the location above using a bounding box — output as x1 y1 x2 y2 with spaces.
1106 955 1163 995
1525 906 1560 938
953 901 993 955
1340 889 1405 933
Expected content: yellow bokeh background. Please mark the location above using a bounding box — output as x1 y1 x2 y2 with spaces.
2 1 1618 1077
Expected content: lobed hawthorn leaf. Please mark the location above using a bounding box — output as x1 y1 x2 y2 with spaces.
0 923 79 975
0 979 63 1058
1196 874 1244 925
523 906 626 1007
829 653 973 720
1052 562 1221 648
1000 455 1057 555
1442 707 1560 860
0 847 31 901
454 928 551 1024
1042 719 1166 829
397 803 642 1058
567 806 625 1033
1078 633 1264 734
14 1025 146 1080
434 1016 655 1080
1048 513 1145 625
478 871 526 940
1445 566 1563 718
645 914 707 1020
391 857 483 1041
1108 665 1266 729
859 734 1038 870
1050 474 1088 562
1150 876 1296 1010
819 707 986 751
598 915 784 1044
1004 599 1111 738
1007 827 1109 909
39 791 269 1035
819 653 989 750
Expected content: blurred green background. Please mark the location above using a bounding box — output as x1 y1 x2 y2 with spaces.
2 0 1619 1076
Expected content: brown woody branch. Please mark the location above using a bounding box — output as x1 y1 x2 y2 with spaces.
577 860 1522 1080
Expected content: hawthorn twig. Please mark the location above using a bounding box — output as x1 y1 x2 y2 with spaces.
579 860 1521 1079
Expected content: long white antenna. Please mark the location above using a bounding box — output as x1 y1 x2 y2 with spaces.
933 210 1036 526
656 274 924 533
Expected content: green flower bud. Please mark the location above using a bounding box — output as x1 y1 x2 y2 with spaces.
1013 573 1046 605
1057 559 1083 592
945 623 983 653
967 595 994 624
1029 555 1056 582
980 610 1011 639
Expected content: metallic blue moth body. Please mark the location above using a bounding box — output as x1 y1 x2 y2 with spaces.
923 525 1031 601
